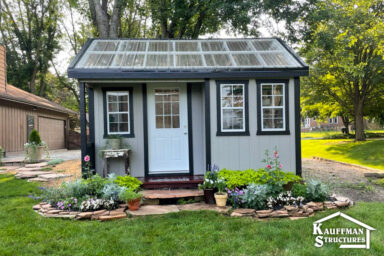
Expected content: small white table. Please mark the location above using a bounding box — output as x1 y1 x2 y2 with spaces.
101 149 131 177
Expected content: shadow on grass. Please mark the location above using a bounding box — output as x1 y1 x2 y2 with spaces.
326 140 384 168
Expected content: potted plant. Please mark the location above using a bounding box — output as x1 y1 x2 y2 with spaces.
214 179 228 207
106 135 122 150
119 189 143 211
24 130 47 163
198 170 218 204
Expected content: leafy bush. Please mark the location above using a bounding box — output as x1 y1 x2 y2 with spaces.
372 178 384 187
306 179 328 202
119 189 142 202
102 183 125 201
61 179 89 199
28 129 42 145
218 169 301 189
291 183 307 198
82 174 106 197
241 184 269 210
115 176 142 192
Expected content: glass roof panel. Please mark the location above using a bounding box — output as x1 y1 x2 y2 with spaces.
176 54 203 67
226 41 252 51
148 41 173 52
120 41 147 51
73 39 306 69
146 54 173 67
214 54 233 66
260 52 291 66
175 42 199 52
201 41 226 51
252 40 279 51
232 54 261 66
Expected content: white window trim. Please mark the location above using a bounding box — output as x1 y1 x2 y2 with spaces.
220 83 246 132
260 83 286 132
106 91 130 135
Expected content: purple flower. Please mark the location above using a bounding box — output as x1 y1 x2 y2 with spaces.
60 206 64 210
74 198 78 203
38 187 46 190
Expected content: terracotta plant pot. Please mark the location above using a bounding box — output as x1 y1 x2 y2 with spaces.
128 197 142 211
214 192 228 207
27 146 44 163
203 188 216 204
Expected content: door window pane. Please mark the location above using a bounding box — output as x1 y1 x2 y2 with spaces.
155 89 180 129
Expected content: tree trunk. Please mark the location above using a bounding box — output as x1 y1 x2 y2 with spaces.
354 101 365 141
341 115 350 134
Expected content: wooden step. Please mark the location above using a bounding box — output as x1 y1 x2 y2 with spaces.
138 175 204 189
142 189 204 200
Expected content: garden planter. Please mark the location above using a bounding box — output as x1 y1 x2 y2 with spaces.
214 192 228 207
27 146 44 163
203 188 216 204
128 198 142 211
108 139 121 150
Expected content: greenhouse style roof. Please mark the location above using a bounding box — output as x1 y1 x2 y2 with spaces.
68 38 309 79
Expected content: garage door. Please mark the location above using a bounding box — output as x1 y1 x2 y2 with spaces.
38 117 65 150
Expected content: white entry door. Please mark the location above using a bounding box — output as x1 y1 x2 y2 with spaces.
148 84 189 174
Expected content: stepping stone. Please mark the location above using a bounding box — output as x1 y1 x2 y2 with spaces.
17 167 43 172
142 189 204 199
15 171 52 179
25 162 48 168
177 203 218 211
37 173 71 180
127 205 180 216
99 213 127 221
28 178 49 182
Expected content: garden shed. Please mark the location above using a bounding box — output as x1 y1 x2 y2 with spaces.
68 38 308 178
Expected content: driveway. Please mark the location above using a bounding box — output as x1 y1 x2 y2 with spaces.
3 149 81 162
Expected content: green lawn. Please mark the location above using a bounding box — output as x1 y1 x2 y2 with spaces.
0 174 384 255
302 139 384 170
301 129 384 139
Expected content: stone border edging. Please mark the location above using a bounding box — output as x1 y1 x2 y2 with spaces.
33 196 352 221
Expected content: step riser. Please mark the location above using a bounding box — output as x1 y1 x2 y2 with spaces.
142 183 200 189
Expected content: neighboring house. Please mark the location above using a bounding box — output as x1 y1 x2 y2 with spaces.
0 45 77 154
302 116 344 132
68 38 309 178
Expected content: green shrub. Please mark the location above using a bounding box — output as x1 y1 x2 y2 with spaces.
291 183 307 198
101 183 125 201
218 169 301 189
82 174 106 197
372 178 384 187
119 189 142 202
47 159 64 166
115 176 142 192
241 184 268 210
306 179 328 202
28 129 42 145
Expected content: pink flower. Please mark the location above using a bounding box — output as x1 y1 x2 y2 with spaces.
279 163 283 168
274 150 279 158
267 164 272 169
84 155 90 162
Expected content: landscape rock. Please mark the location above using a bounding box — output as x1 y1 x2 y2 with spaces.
271 210 289 218
334 201 349 208
15 171 52 179
231 208 255 216
284 205 299 214
256 209 273 218
128 205 180 216
46 210 61 214
76 212 93 220
38 173 71 180
305 208 314 214
28 178 49 182
324 201 338 209
25 162 48 168
99 213 126 221
32 204 41 210
16 167 44 172
306 202 323 211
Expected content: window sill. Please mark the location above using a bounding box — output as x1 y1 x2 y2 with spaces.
257 130 290 135
216 131 250 136
103 133 135 139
